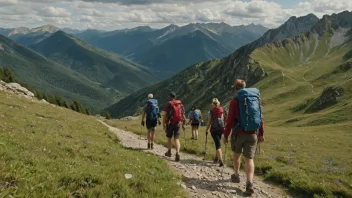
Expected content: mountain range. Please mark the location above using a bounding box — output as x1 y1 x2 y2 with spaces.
0 34 115 111
75 23 268 78
1 23 268 79
29 30 158 94
108 10 352 129
0 29 158 111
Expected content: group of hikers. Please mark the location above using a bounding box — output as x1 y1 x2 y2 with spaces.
140 79 265 195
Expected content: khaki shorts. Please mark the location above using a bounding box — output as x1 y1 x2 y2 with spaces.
231 133 258 159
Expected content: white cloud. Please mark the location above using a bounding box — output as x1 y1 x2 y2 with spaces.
299 0 352 13
0 0 17 7
37 6 71 17
0 0 351 30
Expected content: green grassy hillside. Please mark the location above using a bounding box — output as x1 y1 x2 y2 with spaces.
29 31 158 94
251 28 352 126
0 91 186 197
0 35 115 112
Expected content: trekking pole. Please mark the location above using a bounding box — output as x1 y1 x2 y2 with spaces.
222 142 227 179
140 125 143 148
184 126 187 149
202 132 208 160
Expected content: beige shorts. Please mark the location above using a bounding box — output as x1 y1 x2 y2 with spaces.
231 133 258 159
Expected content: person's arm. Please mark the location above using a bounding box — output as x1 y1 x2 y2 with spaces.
182 105 186 130
258 114 265 142
141 105 146 126
162 104 169 131
224 100 236 139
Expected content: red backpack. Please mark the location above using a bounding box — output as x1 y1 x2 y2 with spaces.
210 106 225 132
168 100 183 124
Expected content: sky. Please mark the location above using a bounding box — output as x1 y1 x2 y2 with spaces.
0 0 351 30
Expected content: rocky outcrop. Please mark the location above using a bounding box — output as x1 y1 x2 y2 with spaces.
309 87 344 112
0 80 35 99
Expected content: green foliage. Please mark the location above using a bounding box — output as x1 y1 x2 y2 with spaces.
0 67 18 83
0 91 186 197
100 111 112 120
1 67 90 115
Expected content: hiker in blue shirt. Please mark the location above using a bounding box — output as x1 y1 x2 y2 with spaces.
187 105 202 140
141 94 160 150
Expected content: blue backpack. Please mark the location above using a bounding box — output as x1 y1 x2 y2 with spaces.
235 88 262 131
146 99 158 121
192 110 201 122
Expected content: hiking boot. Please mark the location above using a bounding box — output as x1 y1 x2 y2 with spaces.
175 153 180 162
245 181 254 195
213 156 219 163
164 150 171 157
218 160 224 167
231 174 240 183
151 143 154 150
147 143 151 149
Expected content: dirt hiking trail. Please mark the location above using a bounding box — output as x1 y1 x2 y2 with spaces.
99 121 293 198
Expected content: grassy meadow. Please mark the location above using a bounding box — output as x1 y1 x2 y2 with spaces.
0 91 187 198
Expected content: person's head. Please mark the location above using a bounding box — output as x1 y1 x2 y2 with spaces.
235 79 246 94
212 98 220 108
191 105 196 110
169 91 176 100
148 93 153 99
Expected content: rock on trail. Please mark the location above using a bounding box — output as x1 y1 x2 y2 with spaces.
99 120 292 198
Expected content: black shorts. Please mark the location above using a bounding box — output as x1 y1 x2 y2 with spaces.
146 119 157 131
166 123 180 139
191 122 200 127
211 130 224 150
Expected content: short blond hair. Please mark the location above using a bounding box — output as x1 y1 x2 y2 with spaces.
212 98 220 106
235 79 246 89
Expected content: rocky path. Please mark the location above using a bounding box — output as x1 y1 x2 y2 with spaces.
99 121 292 198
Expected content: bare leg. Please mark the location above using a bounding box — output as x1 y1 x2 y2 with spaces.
175 139 180 153
245 158 255 182
233 152 241 174
167 138 172 150
151 131 155 143
216 149 223 161
147 131 150 143
195 128 199 139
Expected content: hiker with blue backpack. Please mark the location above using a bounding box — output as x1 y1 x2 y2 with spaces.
141 94 161 150
223 79 265 195
188 106 202 140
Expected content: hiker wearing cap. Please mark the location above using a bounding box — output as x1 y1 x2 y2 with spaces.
223 79 265 195
205 98 225 167
141 93 161 150
188 105 202 140
163 92 186 162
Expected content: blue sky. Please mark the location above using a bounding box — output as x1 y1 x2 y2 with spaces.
0 0 351 30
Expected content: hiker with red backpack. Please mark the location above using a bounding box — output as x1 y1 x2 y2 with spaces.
141 94 161 150
163 91 186 162
223 79 265 195
205 98 225 167
188 105 202 140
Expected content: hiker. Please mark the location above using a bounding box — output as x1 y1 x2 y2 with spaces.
205 98 225 167
163 91 186 162
188 105 202 140
223 79 265 195
141 93 161 150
